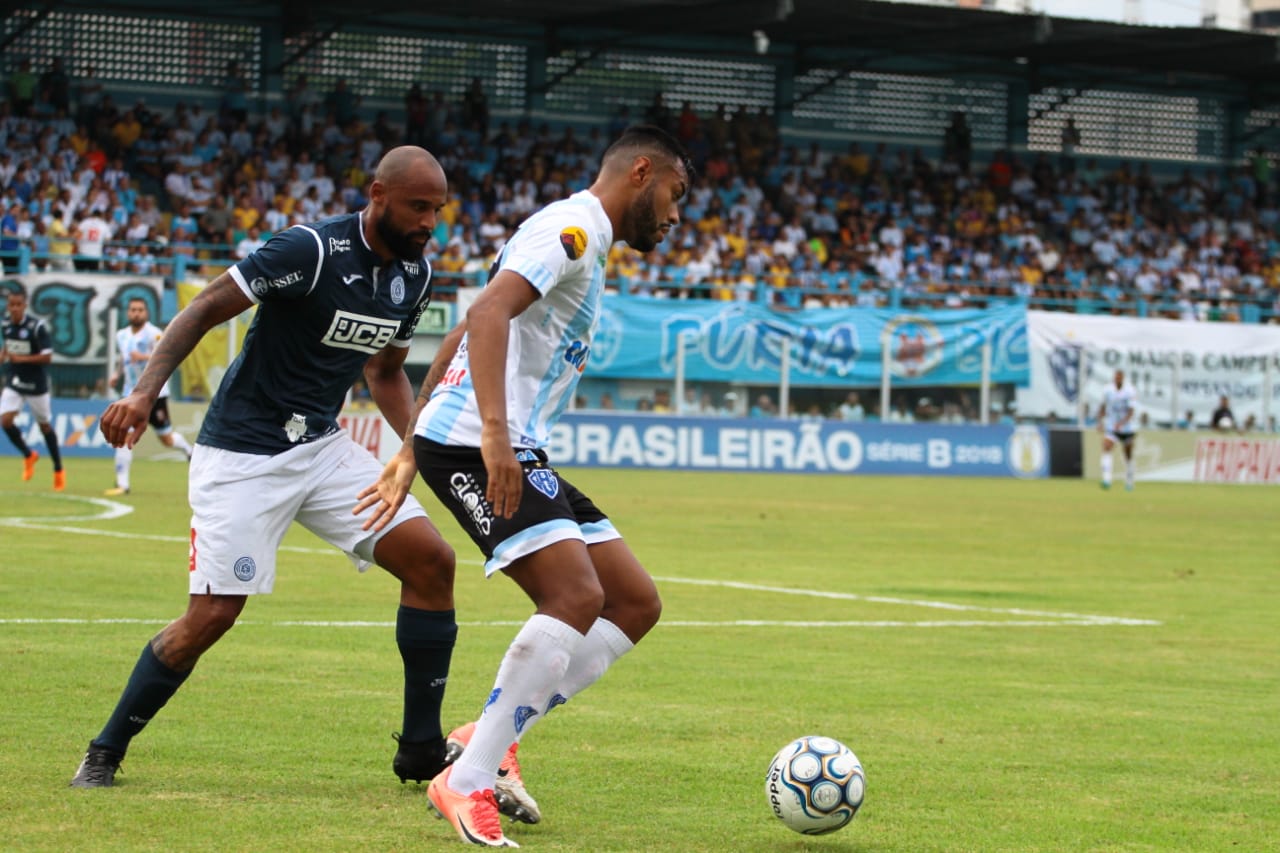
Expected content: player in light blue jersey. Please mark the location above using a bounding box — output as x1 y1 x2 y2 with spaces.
105 297 193 495
359 125 692 847
73 147 461 793
1097 368 1138 490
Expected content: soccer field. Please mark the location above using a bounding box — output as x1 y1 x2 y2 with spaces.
2 458 1277 852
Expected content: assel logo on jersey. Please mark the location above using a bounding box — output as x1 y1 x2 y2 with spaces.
321 310 400 354
559 226 587 260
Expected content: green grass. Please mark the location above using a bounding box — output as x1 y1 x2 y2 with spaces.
2 459 1278 852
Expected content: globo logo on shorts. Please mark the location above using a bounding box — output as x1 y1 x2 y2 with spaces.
233 556 257 582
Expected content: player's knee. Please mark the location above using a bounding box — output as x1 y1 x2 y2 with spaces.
551 579 606 623
399 535 456 598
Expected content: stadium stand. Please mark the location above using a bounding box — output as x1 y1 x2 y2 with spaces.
3 3 1279 322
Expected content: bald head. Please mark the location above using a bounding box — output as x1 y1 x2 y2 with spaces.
374 145 445 186
366 146 449 262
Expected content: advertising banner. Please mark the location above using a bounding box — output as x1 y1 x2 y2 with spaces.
547 413 1048 478
1016 310 1280 426
0 273 165 363
1083 428 1280 484
579 296 1029 387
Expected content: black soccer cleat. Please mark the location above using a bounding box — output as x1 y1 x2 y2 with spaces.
70 743 124 788
392 732 447 784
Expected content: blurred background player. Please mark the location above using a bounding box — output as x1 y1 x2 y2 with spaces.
1097 368 1137 491
2 285 66 491
106 297 194 495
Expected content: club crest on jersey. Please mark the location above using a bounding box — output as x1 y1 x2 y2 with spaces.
527 468 559 500
390 275 405 304
559 226 587 260
283 413 308 443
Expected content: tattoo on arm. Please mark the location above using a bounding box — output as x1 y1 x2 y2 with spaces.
133 279 249 400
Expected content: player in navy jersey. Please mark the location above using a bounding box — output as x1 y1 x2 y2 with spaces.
2 284 66 491
358 126 692 847
72 147 460 792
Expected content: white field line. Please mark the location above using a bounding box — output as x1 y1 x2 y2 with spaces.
1 494 1161 628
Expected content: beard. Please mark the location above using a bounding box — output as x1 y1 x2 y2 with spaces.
375 209 430 261
624 183 663 253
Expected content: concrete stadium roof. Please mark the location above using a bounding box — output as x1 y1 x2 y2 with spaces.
15 0 1280 96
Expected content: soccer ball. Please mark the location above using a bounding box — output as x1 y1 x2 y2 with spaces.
765 735 865 835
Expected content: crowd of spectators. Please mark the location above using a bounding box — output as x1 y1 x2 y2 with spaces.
3 56 1280 324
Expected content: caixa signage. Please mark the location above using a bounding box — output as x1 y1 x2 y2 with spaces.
547 414 1048 478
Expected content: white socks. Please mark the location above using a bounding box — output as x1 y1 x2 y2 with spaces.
170 432 193 459
450 614 583 795
1100 452 1113 485
113 446 133 491
556 617 634 702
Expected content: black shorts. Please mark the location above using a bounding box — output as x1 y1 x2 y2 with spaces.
414 437 616 573
149 396 173 432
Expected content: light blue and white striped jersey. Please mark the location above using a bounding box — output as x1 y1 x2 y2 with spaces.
116 321 172 398
417 190 612 449
1101 383 1137 434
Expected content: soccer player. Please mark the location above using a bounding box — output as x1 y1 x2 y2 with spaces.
1097 368 1137 491
2 284 66 491
105 297 194 495
358 125 691 847
71 146 459 791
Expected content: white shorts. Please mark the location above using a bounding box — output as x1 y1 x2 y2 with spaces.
0 387 52 423
187 431 428 595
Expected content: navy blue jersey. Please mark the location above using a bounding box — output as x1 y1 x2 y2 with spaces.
2 311 53 395
199 212 433 454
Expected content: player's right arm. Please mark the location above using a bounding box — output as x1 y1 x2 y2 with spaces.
99 274 251 448
469 270 540 519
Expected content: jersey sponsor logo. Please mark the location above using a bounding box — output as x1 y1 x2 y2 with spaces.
564 339 590 373
284 412 308 443
390 275 405 304
403 261 419 276
249 276 270 297
321 309 400 354
450 471 494 535
515 449 538 463
328 237 351 254
271 270 304 288
342 273 364 285
233 556 257 582
527 467 559 500
559 226 587 260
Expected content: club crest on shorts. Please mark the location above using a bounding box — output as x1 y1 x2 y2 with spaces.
283 412 308 443
233 556 256 582
527 468 559 499
559 226 587 260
